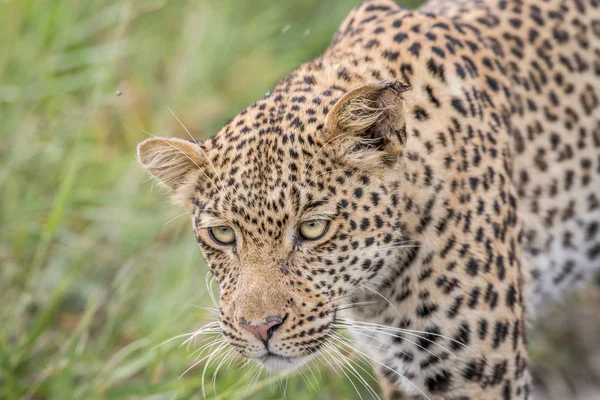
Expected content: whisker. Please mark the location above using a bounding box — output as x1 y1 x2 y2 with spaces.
205 271 219 308
189 305 220 315
166 106 251 204
201 340 230 399
282 373 289 399
214 361 262 400
226 350 239 369
190 330 222 351
180 340 227 379
188 336 225 360
298 366 318 393
331 332 431 400
339 318 487 363
239 358 253 370
325 292 360 305
304 168 345 184
212 348 237 396
186 336 220 360
376 244 421 252
181 321 221 346
167 106 224 185
337 321 455 361
166 208 215 226
245 364 263 396
337 326 415 361
355 284 485 362
302 132 352 180
153 331 196 349
314 346 341 377
323 344 365 400
164 210 192 225
335 301 378 312
307 361 321 388
326 341 381 400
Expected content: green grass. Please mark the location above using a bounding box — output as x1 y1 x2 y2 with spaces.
0 0 423 398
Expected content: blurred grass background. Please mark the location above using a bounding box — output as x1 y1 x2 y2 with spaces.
1 0 599 399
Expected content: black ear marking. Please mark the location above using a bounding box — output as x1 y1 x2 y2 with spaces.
378 79 411 94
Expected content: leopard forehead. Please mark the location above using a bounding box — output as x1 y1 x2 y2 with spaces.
193 94 401 249
191 77 405 237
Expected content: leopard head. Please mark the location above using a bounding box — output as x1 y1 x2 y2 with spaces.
138 76 411 371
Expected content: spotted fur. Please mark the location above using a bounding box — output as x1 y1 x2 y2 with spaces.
138 0 600 398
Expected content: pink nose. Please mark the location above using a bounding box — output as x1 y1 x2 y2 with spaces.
240 316 284 342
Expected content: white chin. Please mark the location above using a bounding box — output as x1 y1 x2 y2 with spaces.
260 354 312 371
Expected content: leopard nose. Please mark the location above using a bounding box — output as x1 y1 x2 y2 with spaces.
239 316 284 342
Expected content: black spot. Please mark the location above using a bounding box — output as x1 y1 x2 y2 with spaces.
365 4 390 12
414 106 429 120
416 302 438 318
509 18 522 29
425 370 453 393
462 361 482 382
383 50 400 61
466 258 479 276
409 42 422 57
486 75 499 92
360 218 370 231
505 285 517 309
478 319 488 340
492 320 510 348
432 46 445 58
365 39 380 49
468 287 480 308
416 325 440 349
446 296 463 318
452 98 468 116
496 255 506 280
394 33 408 43
503 380 511 400
362 259 372 270
588 243 600 260
451 322 471 350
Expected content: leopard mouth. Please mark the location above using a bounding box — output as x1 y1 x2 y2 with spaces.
258 351 312 371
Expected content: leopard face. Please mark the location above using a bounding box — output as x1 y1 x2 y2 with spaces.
138 78 413 370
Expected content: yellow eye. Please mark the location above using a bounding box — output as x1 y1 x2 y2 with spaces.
209 226 236 245
298 219 330 241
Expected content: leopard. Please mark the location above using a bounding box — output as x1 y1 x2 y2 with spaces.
136 0 600 398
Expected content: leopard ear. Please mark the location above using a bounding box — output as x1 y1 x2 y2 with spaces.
325 79 410 165
137 137 205 205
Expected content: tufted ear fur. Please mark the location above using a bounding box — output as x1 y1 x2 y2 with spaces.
325 79 410 166
137 137 205 205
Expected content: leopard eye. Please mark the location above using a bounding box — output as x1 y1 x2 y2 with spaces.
209 226 236 245
298 219 330 241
